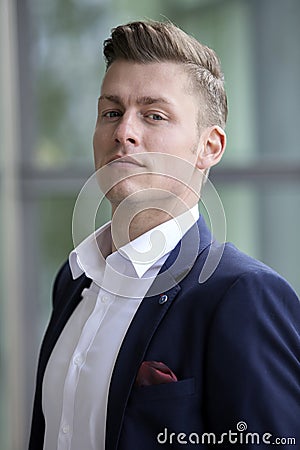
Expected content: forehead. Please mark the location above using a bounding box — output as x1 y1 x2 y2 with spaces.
100 60 195 104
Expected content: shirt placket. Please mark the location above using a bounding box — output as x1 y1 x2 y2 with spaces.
57 289 114 450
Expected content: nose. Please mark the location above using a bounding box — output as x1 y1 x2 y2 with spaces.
113 113 140 147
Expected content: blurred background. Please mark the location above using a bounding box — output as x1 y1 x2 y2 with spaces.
1 0 300 448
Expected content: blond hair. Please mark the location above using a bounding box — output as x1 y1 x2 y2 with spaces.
103 20 228 128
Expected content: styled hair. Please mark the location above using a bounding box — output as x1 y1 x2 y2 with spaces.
103 20 228 128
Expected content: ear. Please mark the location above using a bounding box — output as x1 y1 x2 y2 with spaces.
196 126 226 170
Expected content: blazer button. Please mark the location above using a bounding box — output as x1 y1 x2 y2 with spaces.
159 294 168 304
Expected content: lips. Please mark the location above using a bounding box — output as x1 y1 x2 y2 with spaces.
107 154 145 167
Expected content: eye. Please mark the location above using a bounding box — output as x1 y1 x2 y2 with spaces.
102 111 122 119
147 113 164 121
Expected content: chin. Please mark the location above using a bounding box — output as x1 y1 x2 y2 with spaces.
105 183 136 204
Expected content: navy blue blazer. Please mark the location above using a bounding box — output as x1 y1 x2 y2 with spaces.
29 216 300 449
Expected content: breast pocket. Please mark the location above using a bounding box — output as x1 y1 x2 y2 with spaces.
120 377 202 450
129 377 195 403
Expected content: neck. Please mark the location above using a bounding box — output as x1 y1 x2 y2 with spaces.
110 195 199 253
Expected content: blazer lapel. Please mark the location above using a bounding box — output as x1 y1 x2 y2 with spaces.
106 216 214 449
105 282 181 450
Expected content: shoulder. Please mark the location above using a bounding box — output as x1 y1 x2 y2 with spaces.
201 242 300 339
203 241 297 295
184 241 300 322
217 241 282 279
192 215 290 290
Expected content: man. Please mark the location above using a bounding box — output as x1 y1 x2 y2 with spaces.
29 21 300 449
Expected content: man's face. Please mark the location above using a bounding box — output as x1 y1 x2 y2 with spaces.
93 60 204 211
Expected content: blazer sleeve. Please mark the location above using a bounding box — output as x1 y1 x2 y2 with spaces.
204 269 300 447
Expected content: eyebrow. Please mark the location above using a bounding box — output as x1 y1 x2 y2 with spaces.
98 94 172 106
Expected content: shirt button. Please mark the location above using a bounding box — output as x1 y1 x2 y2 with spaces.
101 295 109 303
74 356 83 366
62 424 70 434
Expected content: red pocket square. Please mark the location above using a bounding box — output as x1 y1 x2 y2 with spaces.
136 361 178 387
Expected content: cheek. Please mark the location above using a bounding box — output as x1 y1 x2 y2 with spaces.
93 126 101 148
154 129 187 154
93 127 110 156
146 136 177 159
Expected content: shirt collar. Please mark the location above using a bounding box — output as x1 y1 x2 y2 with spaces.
69 204 199 281
117 205 199 278
69 221 111 282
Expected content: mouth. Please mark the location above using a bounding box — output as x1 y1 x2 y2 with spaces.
107 155 145 167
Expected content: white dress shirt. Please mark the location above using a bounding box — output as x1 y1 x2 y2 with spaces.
42 205 199 450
